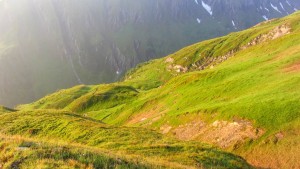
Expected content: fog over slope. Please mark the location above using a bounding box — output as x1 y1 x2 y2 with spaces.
0 0 299 107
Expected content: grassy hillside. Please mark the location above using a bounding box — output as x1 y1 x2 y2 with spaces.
0 110 251 169
11 11 300 169
0 106 15 114
0 134 149 169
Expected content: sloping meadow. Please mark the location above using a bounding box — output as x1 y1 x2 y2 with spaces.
8 11 300 169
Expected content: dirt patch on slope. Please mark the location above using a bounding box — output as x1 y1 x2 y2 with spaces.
172 121 206 140
245 129 300 169
283 61 300 73
127 104 167 125
172 120 264 148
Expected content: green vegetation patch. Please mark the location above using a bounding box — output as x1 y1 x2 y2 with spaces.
0 110 252 169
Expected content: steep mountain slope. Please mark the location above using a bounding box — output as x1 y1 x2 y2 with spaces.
19 11 300 168
0 0 299 107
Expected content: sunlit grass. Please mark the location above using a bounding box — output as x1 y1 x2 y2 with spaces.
0 111 251 169
9 11 300 169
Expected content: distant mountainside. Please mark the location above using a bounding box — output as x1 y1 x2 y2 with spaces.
0 0 299 107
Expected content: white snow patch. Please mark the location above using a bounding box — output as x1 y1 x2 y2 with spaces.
265 7 270 12
262 15 268 21
286 0 291 7
271 3 282 13
63 47 82 84
197 18 201 24
71 60 82 84
116 70 120 75
294 8 298 11
232 20 237 29
201 0 213 15
195 0 198 5
260 6 263 10
280 2 285 11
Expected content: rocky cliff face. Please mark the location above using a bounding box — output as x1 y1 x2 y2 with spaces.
0 0 299 107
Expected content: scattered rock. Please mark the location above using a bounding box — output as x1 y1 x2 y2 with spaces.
272 132 285 144
165 57 174 63
275 132 284 140
173 65 188 73
160 125 172 134
263 132 285 145
241 24 291 50
140 118 147 121
173 121 205 140
172 24 291 74
16 147 29 151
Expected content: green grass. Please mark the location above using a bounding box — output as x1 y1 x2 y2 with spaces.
0 106 15 114
0 110 251 169
0 135 150 169
27 12 300 129
12 11 300 168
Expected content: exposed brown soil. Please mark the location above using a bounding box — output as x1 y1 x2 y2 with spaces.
172 121 205 140
245 131 300 169
127 104 167 125
283 61 300 73
172 120 264 148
